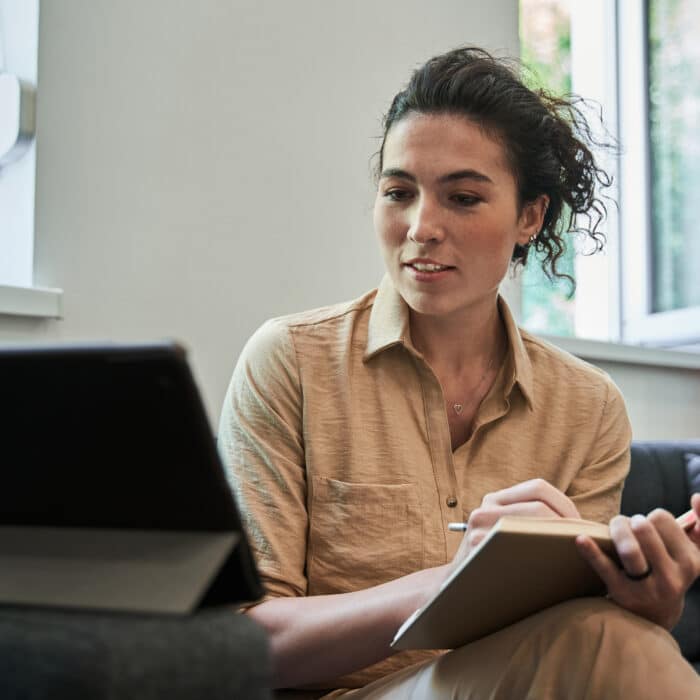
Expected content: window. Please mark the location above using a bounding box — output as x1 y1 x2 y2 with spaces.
519 0 576 338
519 0 618 343
0 0 60 318
0 0 36 287
648 0 700 315
520 0 700 349
619 0 700 347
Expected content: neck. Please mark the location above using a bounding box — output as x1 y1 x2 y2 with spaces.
409 297 505 377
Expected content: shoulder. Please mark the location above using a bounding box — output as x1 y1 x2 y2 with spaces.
238 289 377 370
275 289 377 339
245 289 377 354
521 331 632 471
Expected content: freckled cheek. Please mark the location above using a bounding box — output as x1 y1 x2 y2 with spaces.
464 225 516 257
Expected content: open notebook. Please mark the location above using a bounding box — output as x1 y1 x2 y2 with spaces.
391 515 614 650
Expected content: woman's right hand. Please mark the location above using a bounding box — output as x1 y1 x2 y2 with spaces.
450 478 581 569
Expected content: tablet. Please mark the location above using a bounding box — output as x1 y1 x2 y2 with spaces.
0 341 262 613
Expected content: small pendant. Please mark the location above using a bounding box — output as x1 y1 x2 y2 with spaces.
453 404 463 414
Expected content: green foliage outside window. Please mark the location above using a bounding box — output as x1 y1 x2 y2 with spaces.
519 0 575 336
648 0 700 313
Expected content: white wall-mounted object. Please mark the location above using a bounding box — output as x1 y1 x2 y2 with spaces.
0 0 40 291
0 73 35 167
0 283 62 318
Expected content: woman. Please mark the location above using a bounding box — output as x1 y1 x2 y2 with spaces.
219 47 700 698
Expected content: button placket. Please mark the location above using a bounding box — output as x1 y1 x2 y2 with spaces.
411 352 459 564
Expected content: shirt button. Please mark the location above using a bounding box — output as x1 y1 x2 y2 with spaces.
446 496 458 508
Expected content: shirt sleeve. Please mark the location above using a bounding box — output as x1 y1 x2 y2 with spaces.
218 318 308 599
566 377 633 524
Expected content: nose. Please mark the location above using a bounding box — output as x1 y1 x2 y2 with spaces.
406 197 446 244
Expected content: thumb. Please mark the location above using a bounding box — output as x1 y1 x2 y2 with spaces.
688 493 700 548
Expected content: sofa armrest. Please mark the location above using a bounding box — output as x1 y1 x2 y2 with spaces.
0 606 272 700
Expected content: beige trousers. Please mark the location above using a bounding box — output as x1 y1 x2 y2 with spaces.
293 598 700 700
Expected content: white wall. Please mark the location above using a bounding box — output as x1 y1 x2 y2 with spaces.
597 363 700 440
0 0 519 424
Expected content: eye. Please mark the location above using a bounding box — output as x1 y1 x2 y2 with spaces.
383 188 414 202
450 193 481 207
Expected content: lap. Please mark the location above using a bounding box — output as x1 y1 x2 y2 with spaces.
322 598 698 700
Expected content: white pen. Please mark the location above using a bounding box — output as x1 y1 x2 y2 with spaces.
448 508 698 533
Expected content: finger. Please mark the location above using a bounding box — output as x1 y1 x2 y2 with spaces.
580 532 687 631
633 510 698 574
482 479 580 518
609 515 653 577
624 512 697 586
646 508 697 562
690 493 700 545
468 500 562 530
466 501 566 552
647 508 700 582
576 535 625 588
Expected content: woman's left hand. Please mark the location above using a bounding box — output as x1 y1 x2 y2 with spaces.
576 493 700 630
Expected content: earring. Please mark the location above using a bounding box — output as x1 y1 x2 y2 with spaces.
528 234 537 245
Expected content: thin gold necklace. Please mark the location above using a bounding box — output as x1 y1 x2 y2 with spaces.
452 339 504 415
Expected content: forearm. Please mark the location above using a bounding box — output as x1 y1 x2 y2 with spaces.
247 563 450 688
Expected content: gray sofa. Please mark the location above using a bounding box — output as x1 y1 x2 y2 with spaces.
622 441 700 673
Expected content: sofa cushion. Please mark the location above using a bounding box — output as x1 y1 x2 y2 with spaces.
623 441 700 667
623 442 695 518
686 453 700 494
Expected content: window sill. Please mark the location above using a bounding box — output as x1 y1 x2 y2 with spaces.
0 284 63 319
543 334 700 371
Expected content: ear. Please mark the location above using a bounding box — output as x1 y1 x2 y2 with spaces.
516 194 549 246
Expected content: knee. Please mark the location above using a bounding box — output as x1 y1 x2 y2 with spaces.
528 596 683 679
425 599 692 700
551 597 675 647
536 598 700 698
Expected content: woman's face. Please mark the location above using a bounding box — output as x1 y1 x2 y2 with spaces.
374 112 546 320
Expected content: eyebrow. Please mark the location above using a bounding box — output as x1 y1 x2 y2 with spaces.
379 168 494 185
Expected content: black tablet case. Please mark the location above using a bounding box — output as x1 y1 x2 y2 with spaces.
0 342 262 613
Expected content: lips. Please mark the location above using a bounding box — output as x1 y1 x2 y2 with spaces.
401 258 456 284
403 258 455 272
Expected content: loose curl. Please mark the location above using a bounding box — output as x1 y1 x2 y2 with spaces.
377 46 613 287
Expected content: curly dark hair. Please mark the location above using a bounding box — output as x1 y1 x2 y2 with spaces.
378 46 613 285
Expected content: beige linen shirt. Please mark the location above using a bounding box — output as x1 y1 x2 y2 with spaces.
218 276 632 690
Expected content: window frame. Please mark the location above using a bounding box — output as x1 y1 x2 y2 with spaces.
570 0 621 343
617 0 700 347
0 0 62 320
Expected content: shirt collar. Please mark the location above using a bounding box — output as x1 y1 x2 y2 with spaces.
364 275 411 360
498 295 535 409
364 275 535 408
